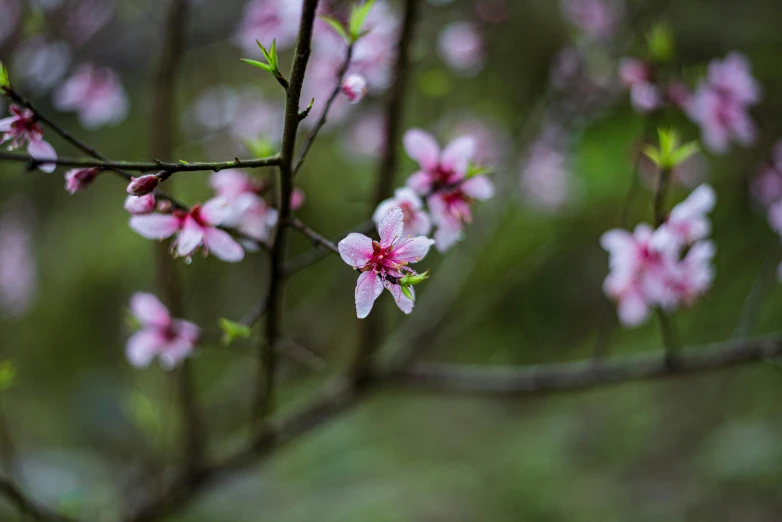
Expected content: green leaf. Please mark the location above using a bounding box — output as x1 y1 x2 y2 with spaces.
466 164 492 178
349 0 376 40
670 141 700 166
647 23 675 63
0 61 8 90
269 39 278 70
642 145 661 166
241 58 273 73
400 284 414 301
320 15 350 43
178 159 190 165
399 269 430 286
0 361 16 392
219 318 252 346
244 137 275 158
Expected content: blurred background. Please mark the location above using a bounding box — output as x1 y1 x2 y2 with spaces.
2 0 782 520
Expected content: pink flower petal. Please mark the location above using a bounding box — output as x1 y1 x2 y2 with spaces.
393 236 434 263
377 206 404 248
126 329 163 368
434 219 463 252
0 117 15 132
461 175 495 201
406 170 433 195
27 139 57 173
355 271 384 319
403 129 440 171
129 292 170 327
203 226 245 262
384 281 414 314
201 197 234 226
441 136 475 176
338 233 373 268
129 214 180 239
176 216 204 257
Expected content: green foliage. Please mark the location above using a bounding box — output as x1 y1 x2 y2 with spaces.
219 318 252 346
643 128 700 170
399 270 429 286
245 136 276 158
349 0 376 41
321 15 351 43
241 39 282 78
400 284 414 301
0 361 16 392
646 23 675 63
0 61 8 91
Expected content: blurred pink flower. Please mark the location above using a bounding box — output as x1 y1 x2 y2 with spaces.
210 170 278 244
129 199 245 262
561 0 618 40
404 129 475 194
437 22 485 76
520 130 572 211
338 207 434 318
340 110 387 160
601 184 717 327
341 74 368 104
629 82 662 113
687 52 761 154
64 167 100 194
428 176 494 252
65 0 114 46
373 187 432 237
54 64 129 130
124 194 157 215
126 292 200 369
751 141 782 207
445 116 509 167
618 57 650 88
0 105 58 173
291 187 306 210
234 0 303 54
0 199 37 319
12 38 72 94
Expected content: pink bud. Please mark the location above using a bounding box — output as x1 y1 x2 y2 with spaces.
124 194 157 215
291 188 305 211
341 74 367 104
64 168 100 194
127 174 160 196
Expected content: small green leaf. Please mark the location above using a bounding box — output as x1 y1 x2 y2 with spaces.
399 269 430 286
244 137 275 158
670 141 700 166
466 164 492 178
349 0 376 40
269 39 278 70
0 61 8 90
241 58 273 73
0 361 17 392
178 159 190 165
320 15 350 43
400 285 414 301
642 145 661 166
647 23 675 63
219 318 252 346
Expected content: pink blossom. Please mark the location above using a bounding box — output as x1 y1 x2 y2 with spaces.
126 292 200 369
437 22 485 76
445 116 510 167
127 174 160 197
341 74 368 104
124 194 157 215
630 82 662 113
54 64 129 130
403 129 475 195
210 170 278 244
129 198 245 262
561 0 618 40
341 110 387 160
428 176 495 252
338 207 434 318
64 167 100 194
0 105 58 173
687 52 761 154
12 38 71 94
520 129 572 211
618 57 650 88
0 198 37 319
601 185 717 327
234 0 303 54
291 188 306 211
373 187 431 237
751 142 782 207
650 184 716 250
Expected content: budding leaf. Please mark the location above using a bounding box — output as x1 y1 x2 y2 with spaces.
670 141 700 166
0 361 16 392
400 284 414 301
219 318 252 346
642 145 661 167
244 136 275 158
0 61 8 91
321 15 350 43
466 164 491 179
399 269 430 286
647 23 675 63
241 58 273 74
349 0 376 41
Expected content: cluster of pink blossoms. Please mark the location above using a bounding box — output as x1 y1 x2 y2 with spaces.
753 141 782 278
126 293 200 369
601 184 717 327
54 63 129 130
0 105 57 172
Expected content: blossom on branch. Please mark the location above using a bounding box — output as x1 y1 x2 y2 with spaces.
0 105 58 173
339 207 434 318
126 174 160 197
437 22 485 76
126 292 200 369
601 184 717 327
341 74 367 104
64 167 100 194
129 198 245 262
124 194 157 215
373 187 431 237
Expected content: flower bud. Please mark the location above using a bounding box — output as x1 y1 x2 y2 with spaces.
64 168 100 194
341 74 367 104
126 174 160 196
124 194 156 215
291 187 306 210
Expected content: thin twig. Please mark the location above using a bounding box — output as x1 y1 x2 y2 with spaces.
0 150 280 174
287 217 340 254
292 43 354 177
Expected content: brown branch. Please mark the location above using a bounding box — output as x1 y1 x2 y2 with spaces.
287 217 340 254
149 0 204 475
0 473 75 522
393 337 782 394
254 0 321 430
0 150 279 174
292 43 354 177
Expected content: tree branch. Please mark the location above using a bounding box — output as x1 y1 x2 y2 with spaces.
287 217 339 254
254 0 321 430
292 43 354 177
0 151 280 174
0 473 75 522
